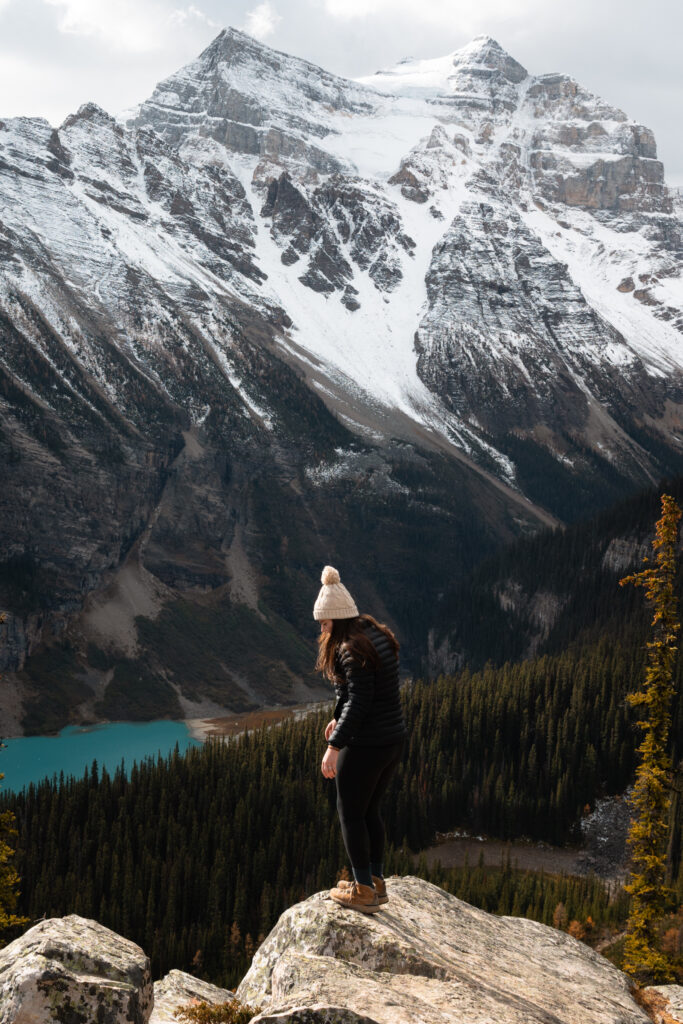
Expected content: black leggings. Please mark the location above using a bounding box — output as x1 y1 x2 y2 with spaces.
335 740 404 868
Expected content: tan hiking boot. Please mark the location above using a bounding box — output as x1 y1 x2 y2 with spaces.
336 875 388 904
329 880 380 914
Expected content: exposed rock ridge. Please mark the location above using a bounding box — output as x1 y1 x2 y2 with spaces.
237 875 649 1023
2 884 683 1023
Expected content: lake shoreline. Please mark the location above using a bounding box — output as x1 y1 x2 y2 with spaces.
0 720 201 795
1 699 330 742
183 700 329 741
0 703 331 794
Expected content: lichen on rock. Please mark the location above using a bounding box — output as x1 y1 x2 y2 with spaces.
0 913 152 1024
236 875 650 1024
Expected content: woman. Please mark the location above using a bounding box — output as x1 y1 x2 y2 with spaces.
314 565 407 914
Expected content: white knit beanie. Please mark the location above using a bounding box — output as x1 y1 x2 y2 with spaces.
313 565 359 620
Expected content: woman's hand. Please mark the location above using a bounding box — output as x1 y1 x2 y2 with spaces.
321 746 339 779
324 719 337 741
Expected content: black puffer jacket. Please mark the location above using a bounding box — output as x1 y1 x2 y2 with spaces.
327 623 408 749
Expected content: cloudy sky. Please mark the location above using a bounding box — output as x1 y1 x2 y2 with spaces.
1 0 681 185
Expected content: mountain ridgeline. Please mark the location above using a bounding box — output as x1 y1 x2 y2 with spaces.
1 29 683 733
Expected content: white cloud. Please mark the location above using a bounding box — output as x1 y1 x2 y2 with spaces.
244 2 281 40
321 0 545 33
168 4 219 30
0 53 53 118
43 0 218 53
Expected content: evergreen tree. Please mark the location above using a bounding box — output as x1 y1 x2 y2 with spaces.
619 493 682 983
1 607 680 982
0 802 29 944
0 613 30 944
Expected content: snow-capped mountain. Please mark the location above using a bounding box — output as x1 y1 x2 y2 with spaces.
1 30 682 728
130 30 683 480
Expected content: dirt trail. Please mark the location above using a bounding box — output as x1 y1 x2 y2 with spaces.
417 834 582 873
415 832 628 891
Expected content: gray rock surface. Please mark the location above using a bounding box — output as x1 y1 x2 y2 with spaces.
648 984 683 1022
150 968 234 1022
252 1009 380 1023
0 913 152 1024
237 875 648 1024
577 789 632 884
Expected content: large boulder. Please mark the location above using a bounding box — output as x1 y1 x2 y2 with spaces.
150 969 234 1022
0 914 153 1023
237 875 649 1024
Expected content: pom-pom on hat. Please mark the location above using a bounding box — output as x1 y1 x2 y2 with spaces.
313 565 359 621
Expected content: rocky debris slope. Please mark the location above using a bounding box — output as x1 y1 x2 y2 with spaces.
3 28 683 729
238 875 646 1024
576 789 632 885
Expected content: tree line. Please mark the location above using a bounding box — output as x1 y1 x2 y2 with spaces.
429 474 683 674
1 620 681 986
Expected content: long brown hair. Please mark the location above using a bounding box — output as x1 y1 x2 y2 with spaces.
315 613 400 682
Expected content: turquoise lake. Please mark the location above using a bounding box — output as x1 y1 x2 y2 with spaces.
0 720 202 795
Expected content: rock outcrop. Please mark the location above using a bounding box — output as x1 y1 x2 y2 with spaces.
237 875 647 1024
0 918 235 1023
649 985 683 1022
1 886 680 1024
0 914 152 1024
150 968 234 1022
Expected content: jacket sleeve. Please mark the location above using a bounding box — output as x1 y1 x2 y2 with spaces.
332 651 347 721
333 687 346 722
327 647 375 749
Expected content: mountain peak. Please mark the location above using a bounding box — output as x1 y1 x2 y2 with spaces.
60 102 118 132
156 23 364 101
196 24 324 76
203 24 262 51
470 32 502 46
452 34 528 82
357 35 527 96
194 25 271 68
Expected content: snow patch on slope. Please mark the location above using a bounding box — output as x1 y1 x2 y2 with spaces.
321 99 443 181
522 205 683 376
227 151 516 482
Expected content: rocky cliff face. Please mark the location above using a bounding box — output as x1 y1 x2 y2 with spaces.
1 29 682 732
3 880 681 1024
